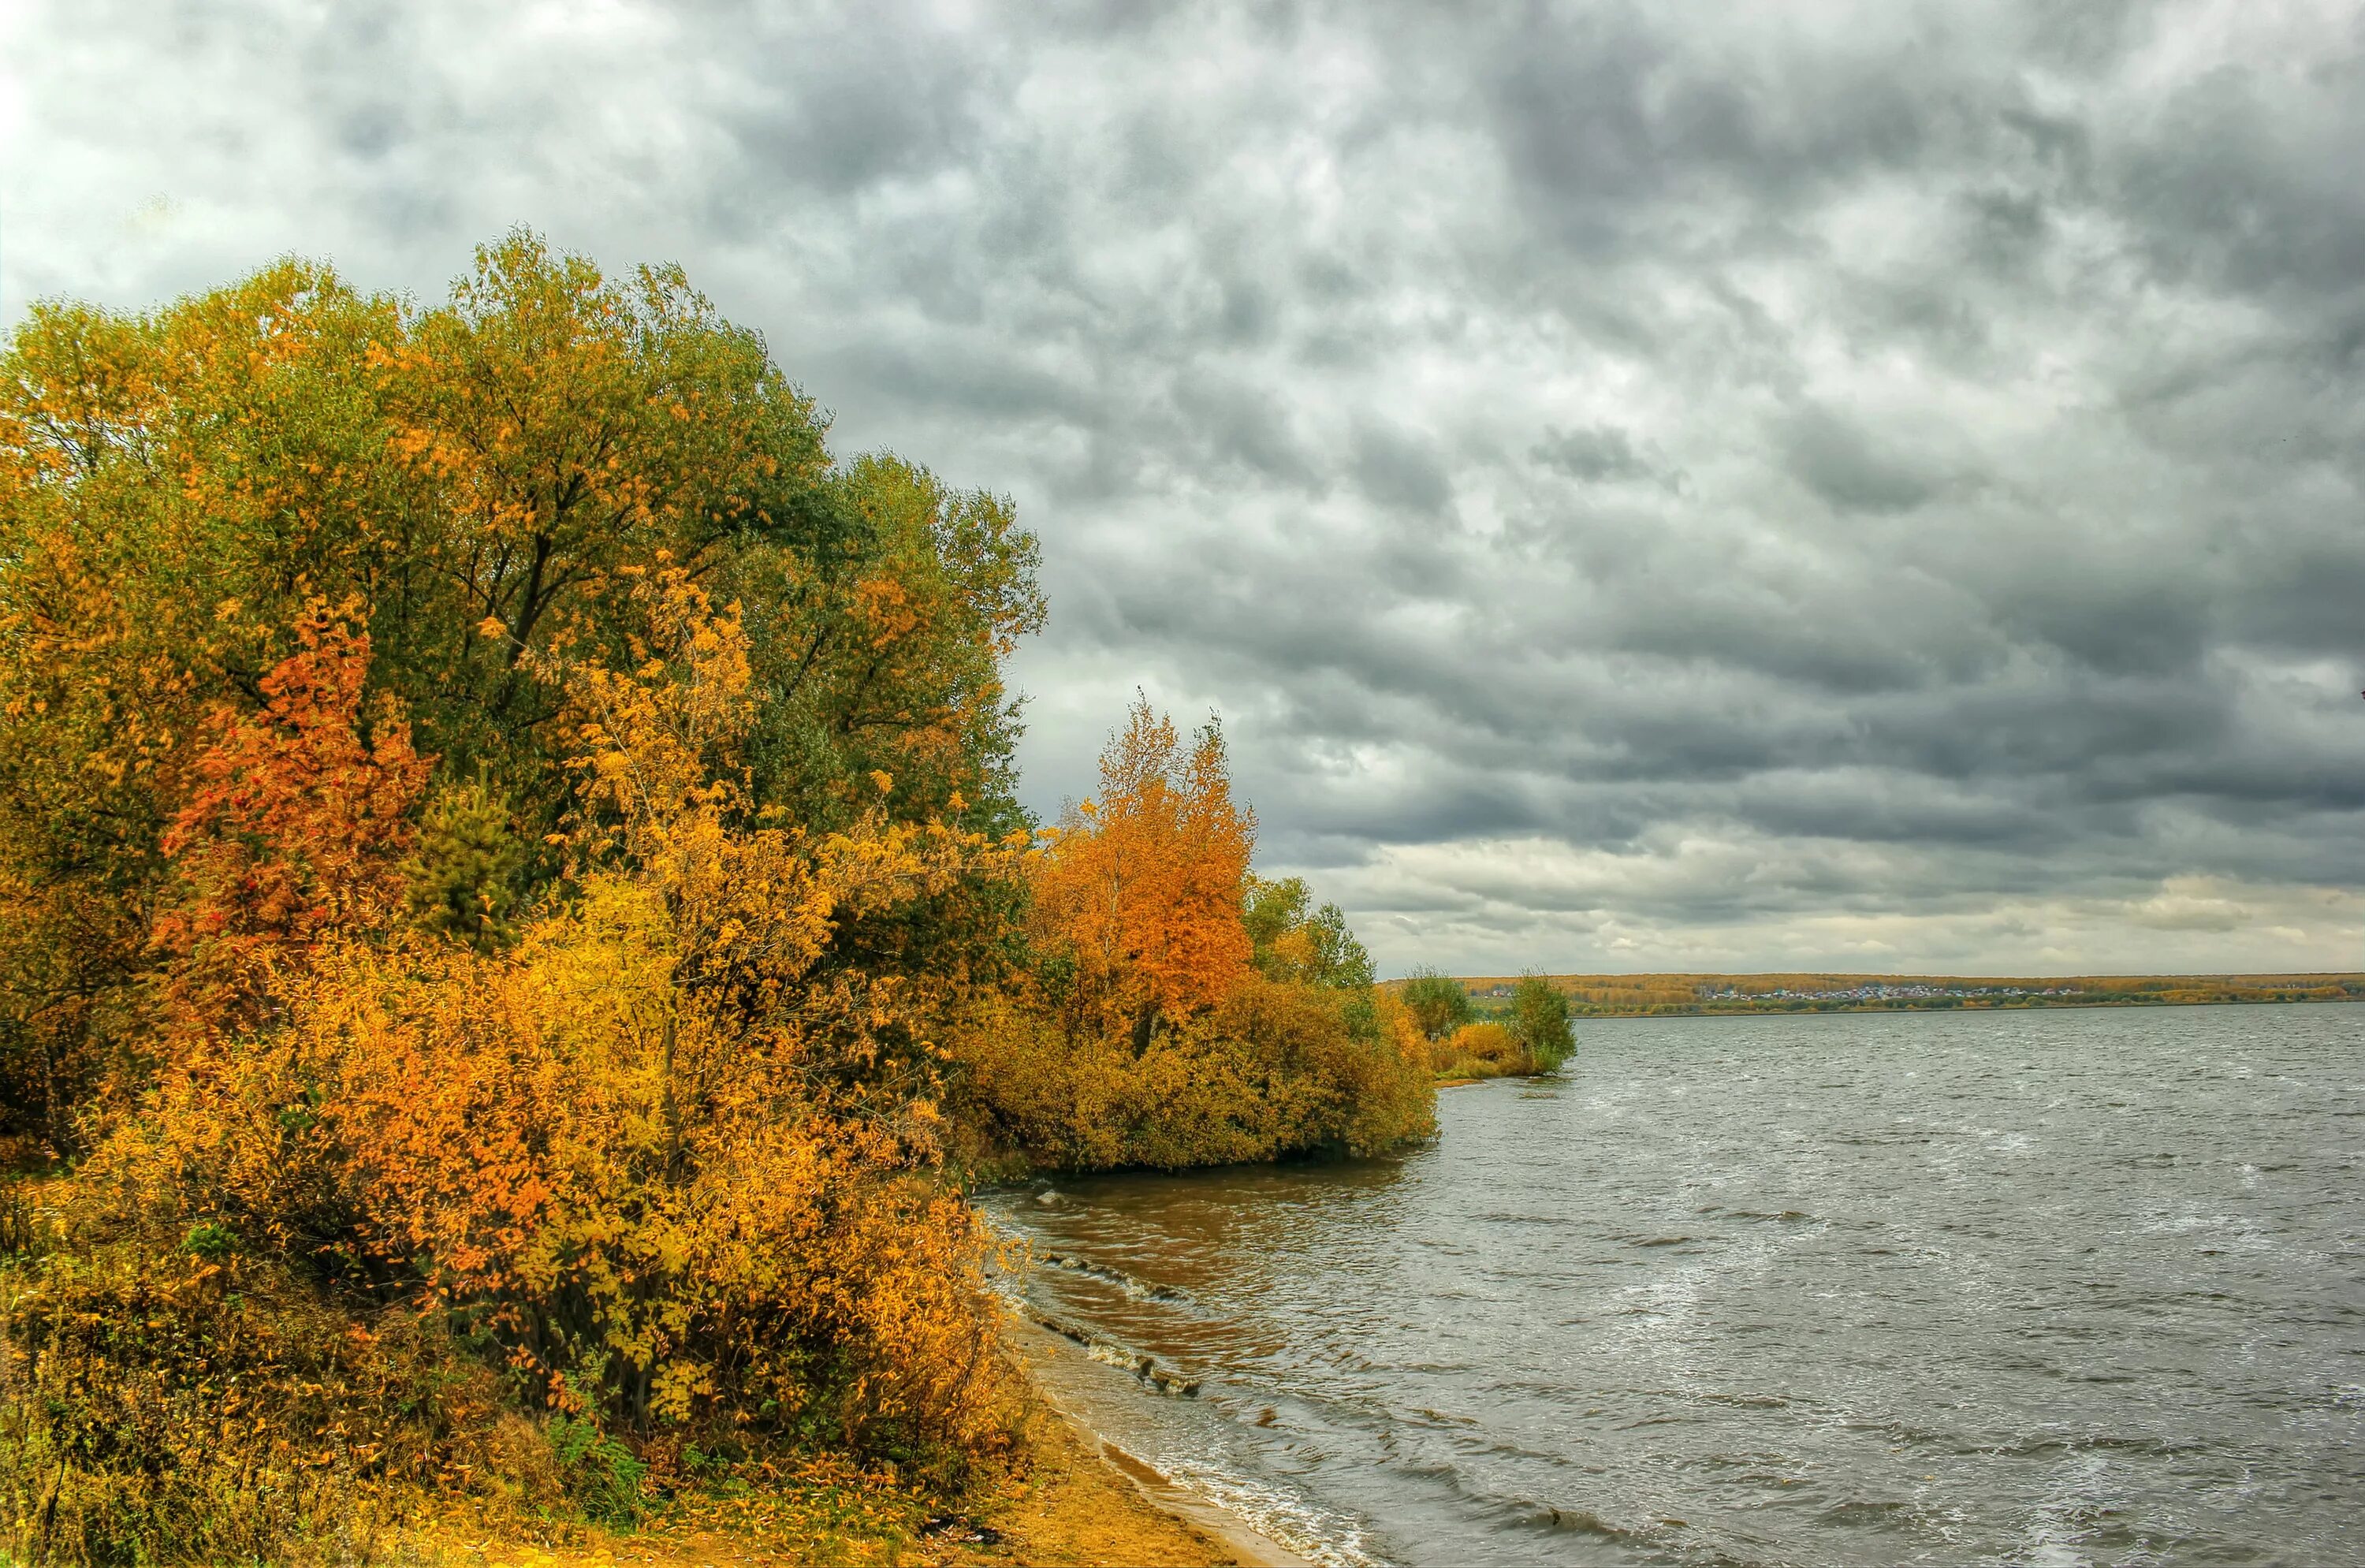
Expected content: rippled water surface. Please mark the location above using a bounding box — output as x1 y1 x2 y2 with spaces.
978 1004 2365 1566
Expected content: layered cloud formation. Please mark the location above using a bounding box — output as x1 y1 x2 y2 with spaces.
6 0 2359 973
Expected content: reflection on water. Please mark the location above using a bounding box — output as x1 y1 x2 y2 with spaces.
979 1003 2365 1567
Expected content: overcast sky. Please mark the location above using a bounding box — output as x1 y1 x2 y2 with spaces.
5 0 2360 976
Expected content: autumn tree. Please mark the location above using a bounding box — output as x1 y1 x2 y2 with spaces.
1508 973 1574 1072
951 695 1432 1174
1030 696 1254 1052
0 231 1038 1150
1400 966 1475 1041
0 230 1449 1563
0 302 218 1151
1245 875 1376 989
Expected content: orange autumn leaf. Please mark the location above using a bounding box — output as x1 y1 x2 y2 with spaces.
150 602 429 1037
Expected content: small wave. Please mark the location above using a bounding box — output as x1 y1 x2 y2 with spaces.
1030 1309 1201 1396
1700 1205 1816 1223
1973 1432 2203 1459
1159 1459 1391 1568
1842 1418 1962 1451
1036 1249 1194 1302
1531 1504 1643 1543
1406 1405 1481 1430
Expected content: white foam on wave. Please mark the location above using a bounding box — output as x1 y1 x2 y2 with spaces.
1160 1455 1390 1568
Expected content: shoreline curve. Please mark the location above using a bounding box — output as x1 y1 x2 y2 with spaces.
1002 1308 1317 1568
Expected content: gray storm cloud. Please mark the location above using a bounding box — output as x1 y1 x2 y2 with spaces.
4 0 2358 974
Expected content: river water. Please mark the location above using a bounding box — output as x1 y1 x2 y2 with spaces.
977 1003 2365 1567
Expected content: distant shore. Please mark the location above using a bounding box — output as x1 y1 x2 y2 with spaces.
1567 996 2365 1022
1408 970 2365 1021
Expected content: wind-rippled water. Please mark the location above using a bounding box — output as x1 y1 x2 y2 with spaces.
978 1004 2365 1566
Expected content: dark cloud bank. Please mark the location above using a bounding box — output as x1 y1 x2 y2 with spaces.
7 0 2360 973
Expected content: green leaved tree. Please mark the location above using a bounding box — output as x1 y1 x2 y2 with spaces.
1399 966 1474 1041
1509 973 1573 1072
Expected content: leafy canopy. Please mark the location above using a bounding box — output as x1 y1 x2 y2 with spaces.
1400 966 1476 1042
0 229 1041 1155
1508 973 1574 1073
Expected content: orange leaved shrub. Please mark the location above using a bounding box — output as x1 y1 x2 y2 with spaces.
99 575 1019 1465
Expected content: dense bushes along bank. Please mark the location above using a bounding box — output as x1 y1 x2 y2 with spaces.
0 233 1429 1560
1399 970 1574 1080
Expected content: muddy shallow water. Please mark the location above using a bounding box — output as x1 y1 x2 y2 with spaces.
980 1003 2365 1566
